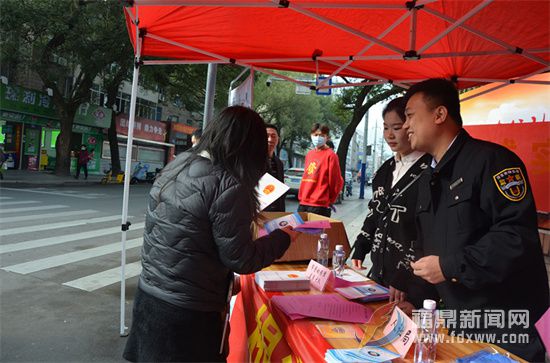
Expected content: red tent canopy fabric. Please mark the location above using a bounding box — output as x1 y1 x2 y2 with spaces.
124 0 550 89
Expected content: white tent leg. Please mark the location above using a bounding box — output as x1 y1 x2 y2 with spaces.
119 61 140 337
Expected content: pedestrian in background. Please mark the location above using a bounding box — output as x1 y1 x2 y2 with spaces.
123 106 299 363
75 144 91 180
351 97 435 310
297 123 343 217
191 128 202 147
404 78 548 361
264 123 285 212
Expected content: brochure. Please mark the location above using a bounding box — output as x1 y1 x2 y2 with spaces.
256 172 290 211
254 270 310 292
335 283 389 302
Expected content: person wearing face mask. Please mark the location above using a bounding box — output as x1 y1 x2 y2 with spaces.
297 123 343 217
351 97 436 310
75 144 91 180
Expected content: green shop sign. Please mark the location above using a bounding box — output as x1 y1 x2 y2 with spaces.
0 83 57 118
74 103 112 128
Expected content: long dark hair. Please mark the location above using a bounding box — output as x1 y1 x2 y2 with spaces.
198 106 269 216
158 106 268 217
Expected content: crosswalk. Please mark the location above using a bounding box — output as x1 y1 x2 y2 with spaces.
0 194 145 294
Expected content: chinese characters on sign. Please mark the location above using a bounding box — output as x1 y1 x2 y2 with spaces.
116 114 167 143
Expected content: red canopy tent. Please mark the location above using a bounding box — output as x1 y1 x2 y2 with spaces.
118 0 550 335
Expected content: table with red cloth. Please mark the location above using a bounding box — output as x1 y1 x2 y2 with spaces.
228 263 525 363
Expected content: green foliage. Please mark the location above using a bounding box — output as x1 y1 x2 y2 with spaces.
253 72 347 150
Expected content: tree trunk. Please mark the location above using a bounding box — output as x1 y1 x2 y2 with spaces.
107 111 121 174
54 107 77 176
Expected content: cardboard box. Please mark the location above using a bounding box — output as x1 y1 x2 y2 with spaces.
254 212 350 262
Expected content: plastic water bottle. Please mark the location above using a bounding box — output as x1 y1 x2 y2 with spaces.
316 233 329 267
414 299 438 363
332 244 345 277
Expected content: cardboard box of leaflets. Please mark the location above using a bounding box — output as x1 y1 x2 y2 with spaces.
253 212 351 262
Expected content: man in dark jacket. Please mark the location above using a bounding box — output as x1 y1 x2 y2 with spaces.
404 78 548 361
264 124 285 212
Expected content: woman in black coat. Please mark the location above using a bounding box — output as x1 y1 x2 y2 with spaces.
351 97 434 309
124 106 298 362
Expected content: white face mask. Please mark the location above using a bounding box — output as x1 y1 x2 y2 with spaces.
311 135 326 148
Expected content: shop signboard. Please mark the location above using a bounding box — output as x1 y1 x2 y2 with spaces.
116 114 167 143
74 102 112 128
0 84 57 119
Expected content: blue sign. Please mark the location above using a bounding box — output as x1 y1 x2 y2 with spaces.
316 76 332 96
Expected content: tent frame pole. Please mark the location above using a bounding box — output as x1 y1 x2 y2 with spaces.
418 0 493 54
120 5 142 338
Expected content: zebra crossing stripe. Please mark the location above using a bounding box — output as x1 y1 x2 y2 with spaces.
63 261 142 291
0 205 68 214
0 222 145 254
0 215 130 237
0 201 39 206
0 197 13 200
0 210 98 223
0 187 105 199
2 238 143 274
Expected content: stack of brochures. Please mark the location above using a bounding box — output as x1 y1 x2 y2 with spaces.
254 270 310 292
335 283 390 302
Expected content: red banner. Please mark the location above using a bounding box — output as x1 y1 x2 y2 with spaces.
464 122 550 213
116 114 167 143
228 274 331 362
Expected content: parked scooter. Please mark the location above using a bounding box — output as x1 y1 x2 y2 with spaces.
130 162 150 184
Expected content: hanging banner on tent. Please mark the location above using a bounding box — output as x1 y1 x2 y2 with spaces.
229 74 253 108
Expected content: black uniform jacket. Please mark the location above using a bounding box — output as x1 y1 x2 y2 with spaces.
415 130 548 360
263 154 286 212
352 153 437 307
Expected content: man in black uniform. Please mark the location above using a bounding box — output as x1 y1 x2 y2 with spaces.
403 78 548 361
264 124 285 212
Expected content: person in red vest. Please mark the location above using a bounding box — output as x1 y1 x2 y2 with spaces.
75 144 91 180
298 123 343 217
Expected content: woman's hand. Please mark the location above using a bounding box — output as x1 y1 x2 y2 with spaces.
351 258 365 270
280 226 300 243
389 286 406 303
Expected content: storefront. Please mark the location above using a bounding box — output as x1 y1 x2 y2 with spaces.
168 122 196 155
109 114 174 174
0 84 111 173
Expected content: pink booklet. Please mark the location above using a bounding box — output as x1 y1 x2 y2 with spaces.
271 293 372 323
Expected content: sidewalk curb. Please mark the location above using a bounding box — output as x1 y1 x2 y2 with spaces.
0 180 103 187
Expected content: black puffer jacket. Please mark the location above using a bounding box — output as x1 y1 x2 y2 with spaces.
138 152 290 312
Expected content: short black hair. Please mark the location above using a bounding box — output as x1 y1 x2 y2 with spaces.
405 78 463 127
311 123 330 135
326 140 335 150
265 124 278 133
192 129 202 138
382 97 406 122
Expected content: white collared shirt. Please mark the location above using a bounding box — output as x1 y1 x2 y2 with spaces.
392 150 425 188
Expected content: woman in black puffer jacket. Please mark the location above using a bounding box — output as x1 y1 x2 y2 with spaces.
124 106 298 362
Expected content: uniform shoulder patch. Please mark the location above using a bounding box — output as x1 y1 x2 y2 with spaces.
493 167 527 202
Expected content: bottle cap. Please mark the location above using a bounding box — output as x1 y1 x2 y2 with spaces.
335 244 344 251
320 233 328 239
423 299 437 310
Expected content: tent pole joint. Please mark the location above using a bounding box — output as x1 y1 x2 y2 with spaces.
278 0 289 8
139 28 148 38
515 47 524 54
451 75 458 84
121 221 132 232
134 59 143 68
123 0 135 7
311 49 323 61
229 58 236 64
406 1 424 11
403 50 420 60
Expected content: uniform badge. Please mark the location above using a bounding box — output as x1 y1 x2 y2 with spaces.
493 167 527 201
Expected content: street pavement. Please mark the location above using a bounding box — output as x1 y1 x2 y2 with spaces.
0 171 372 362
